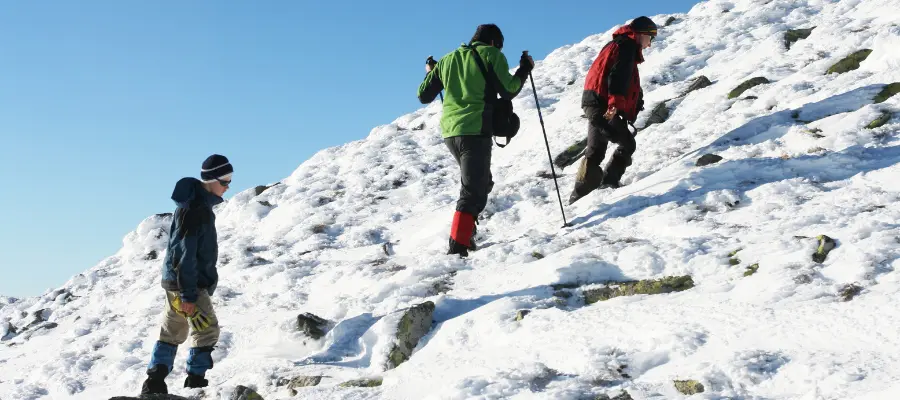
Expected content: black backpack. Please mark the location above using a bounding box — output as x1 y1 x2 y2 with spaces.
466 44 520 148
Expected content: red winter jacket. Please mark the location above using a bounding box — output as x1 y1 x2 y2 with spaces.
582 25 645 122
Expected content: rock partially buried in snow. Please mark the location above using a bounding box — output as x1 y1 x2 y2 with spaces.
583 276 695 304
664 16 677 26
874 83 900 103
554 139 588 169
784 27 814 49
826 49 872 74
280 375 323 395
296 313 329 340
728 77 770 99
595 391 634 400
110 395 190 400
231 385 264 400
696 154 723 166
866 111 892 129
515 310 531 321
839 283 863 302
682 76 713 96
674 380 705 395
339 378 383 388
744 264 760 277
812 235 836 263
645 102 670 127
388 301 435 369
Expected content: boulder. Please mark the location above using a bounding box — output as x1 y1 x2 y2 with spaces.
812 235 836 263
874 83 900 103
696 154 723 166
784 27 814 49
674 380 705 395
297 313 329 340
387 301 435 369
826 49 872 74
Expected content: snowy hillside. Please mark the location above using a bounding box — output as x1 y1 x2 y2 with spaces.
3 0 900 398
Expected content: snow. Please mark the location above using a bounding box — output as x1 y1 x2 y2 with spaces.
3 0 900 398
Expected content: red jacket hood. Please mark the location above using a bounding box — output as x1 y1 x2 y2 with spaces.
612 25 645 64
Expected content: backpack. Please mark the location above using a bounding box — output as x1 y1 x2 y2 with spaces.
466 44 520 148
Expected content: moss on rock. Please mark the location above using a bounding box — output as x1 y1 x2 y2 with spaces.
866 111 892 129
583 276 694 304
387 301 435 369
339 378 383 388
784 27 814 49
554 139 589 169
812 235 836 263
674 380 705 395
744 264 759 277
826 49 872 75
874 83 900 103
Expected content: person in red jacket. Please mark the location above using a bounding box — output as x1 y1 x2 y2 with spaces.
569 16 657 204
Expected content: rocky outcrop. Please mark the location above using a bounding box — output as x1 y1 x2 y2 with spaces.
826 49 872 74
387 301 435 369
583 276 695 304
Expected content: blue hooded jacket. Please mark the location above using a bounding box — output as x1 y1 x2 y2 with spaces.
161 178 224 303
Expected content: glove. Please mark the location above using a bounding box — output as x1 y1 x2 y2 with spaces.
170 295 214 332
519 53 535 75
607 95 627 114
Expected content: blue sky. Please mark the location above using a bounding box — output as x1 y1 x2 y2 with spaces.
0 0 699 298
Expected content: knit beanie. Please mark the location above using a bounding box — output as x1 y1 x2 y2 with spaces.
201 154 233 183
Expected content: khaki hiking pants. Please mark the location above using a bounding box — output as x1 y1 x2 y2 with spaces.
158 289 219 348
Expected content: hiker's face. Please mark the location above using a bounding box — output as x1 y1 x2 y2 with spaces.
640 34 653 50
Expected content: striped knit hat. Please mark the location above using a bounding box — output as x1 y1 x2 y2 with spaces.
201 154 233 183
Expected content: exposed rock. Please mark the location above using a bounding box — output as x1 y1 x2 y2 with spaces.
866 111 892 129
728 77 770 99
388 301 435 369
553 139 588 169
674 380 705 395
729 258 741 266
583 276 695 304
794 273 814 285
784 27 814 49
826 49 872 74
874 83 900 103
696 154 723 166
280 376 323 395
645 102 670 127
812 235 836 263
532 251 545 260
567 79 577 86
339 378 383 388
144 250 159 261
595 391 634 400
258 200 273 207
296 313 329 340
665 16 677 26
515 310 531 321
682 76 713 96
231 385 264 400
553 290 573 299
154 213 173 218
744 264 760 277
312 224 327 234
110 395 190 400
254 182 281 196
412 123 426 131
839 283 863 301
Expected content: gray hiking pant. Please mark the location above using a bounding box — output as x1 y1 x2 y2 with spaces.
445 135 494 217
158 289 219 348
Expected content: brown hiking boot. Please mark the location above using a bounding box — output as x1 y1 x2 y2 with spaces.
569 158 604 205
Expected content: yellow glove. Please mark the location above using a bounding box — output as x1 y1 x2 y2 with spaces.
169 296 214 332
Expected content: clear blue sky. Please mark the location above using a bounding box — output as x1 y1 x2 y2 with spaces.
0 0 698 298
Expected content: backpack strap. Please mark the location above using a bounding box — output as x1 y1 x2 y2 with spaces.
465 44 513 148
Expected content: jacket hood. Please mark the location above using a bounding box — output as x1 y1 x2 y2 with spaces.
612 25 645 64
171 177 224 209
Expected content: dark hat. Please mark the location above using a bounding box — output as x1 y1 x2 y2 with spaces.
470 24 504 49
630 16 658 36
201 154 233 183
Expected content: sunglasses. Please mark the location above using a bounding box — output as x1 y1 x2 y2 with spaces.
216 178 231 187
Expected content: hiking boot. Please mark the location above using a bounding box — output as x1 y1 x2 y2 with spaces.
447 238 469 257
184 373 209 389
140 366 168 395
569 158 604 205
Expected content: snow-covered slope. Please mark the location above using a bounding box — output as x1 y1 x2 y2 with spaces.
3 0 900 398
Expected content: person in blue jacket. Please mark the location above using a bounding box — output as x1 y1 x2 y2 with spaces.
141 154 232 394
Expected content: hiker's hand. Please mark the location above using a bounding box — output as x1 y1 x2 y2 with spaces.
180 302 196 316
604 106 618 121
519 53 535 73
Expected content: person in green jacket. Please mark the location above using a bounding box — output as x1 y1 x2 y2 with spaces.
418 24 534 257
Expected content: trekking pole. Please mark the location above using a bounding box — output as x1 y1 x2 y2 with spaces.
426 56 444 103
524 51 568 227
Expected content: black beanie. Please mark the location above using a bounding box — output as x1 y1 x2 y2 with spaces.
630 16 658 36
201 154 233 183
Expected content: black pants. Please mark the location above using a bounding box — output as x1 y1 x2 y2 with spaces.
445 135 494 216
583 106 636 184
